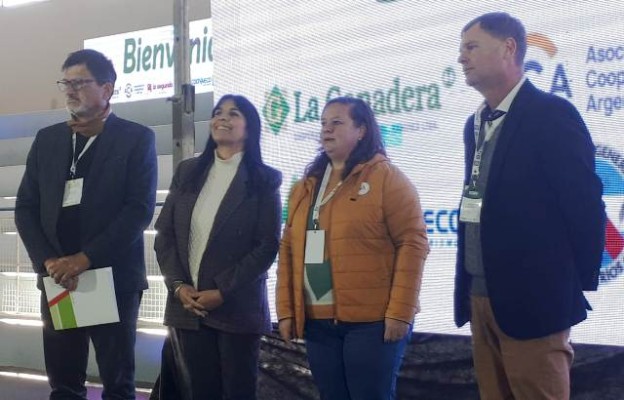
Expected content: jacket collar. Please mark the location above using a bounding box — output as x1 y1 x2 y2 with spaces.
485 80 538 194
287 153 388 226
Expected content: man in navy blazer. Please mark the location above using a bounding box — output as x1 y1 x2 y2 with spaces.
15 49 157 399
455 13 605 400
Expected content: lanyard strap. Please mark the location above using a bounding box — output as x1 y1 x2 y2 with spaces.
470 104 505 189
70 134 96 178
469 103 488 189
312 164 342 229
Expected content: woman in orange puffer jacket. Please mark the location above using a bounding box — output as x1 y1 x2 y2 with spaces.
276 96 429 400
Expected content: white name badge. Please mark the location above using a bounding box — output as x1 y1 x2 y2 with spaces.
304 230 325 264
62 178 84 207
459 196 482 223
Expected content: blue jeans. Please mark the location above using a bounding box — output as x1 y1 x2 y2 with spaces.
304 319 411 400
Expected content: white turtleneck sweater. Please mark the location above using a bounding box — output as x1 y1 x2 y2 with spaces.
188 151 243 287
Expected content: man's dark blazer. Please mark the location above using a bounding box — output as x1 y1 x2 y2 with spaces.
455 80 605 340
154 156 282 335
15 113 157 293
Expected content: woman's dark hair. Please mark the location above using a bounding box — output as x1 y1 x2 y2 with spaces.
184 94 265 192
305 96 386 180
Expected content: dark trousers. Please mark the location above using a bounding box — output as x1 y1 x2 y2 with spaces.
304 319 411 400
159 325 261 400
40 291 142 400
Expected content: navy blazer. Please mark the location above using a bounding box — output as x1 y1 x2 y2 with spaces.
15 113 157 293
154 157 282 335
454 81 605 339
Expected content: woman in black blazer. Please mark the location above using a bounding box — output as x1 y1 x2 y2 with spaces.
154 94 282 400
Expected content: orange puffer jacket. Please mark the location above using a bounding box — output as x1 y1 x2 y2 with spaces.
276 154 429 338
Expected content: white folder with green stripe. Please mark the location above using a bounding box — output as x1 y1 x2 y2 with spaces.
43 267 119 330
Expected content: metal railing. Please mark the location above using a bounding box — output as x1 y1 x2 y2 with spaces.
0 211 167 324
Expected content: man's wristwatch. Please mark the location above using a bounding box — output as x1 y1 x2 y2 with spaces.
171 281 186 298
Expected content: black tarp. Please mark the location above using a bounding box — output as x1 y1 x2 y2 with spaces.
151 328 624 399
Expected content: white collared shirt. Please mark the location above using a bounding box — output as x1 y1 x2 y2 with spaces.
481 76 527 141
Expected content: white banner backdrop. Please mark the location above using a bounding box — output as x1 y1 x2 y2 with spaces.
212 0 624 345
84 19 214 103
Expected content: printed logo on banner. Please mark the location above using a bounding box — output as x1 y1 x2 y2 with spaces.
148 82 173 92
192 77 213 87
585 44 624 117
262 74 448 136
424 208 458 248
84 19 213 104
134 84 145 95
380 124 403 147
263 86 290 135
125 83 133 99
525 33 573 98
595 144 624 283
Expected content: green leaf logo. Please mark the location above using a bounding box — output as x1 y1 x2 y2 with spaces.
263 86 290 135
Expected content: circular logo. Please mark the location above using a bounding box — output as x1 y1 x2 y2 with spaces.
441 66 456 88
596 144 624 283
125 83 133 99
358 182 370 196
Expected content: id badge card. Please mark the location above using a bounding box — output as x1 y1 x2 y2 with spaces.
304 230 325 264
62 178 84 207
459 189 482 223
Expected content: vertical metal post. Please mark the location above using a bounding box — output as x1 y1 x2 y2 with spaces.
15 229 21 313
171 0 195 168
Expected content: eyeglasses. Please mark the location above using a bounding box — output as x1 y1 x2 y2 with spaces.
56 79 96 92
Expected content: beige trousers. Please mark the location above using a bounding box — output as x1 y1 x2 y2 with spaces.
470 296 574 400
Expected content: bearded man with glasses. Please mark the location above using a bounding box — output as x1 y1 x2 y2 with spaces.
15 49 157 400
